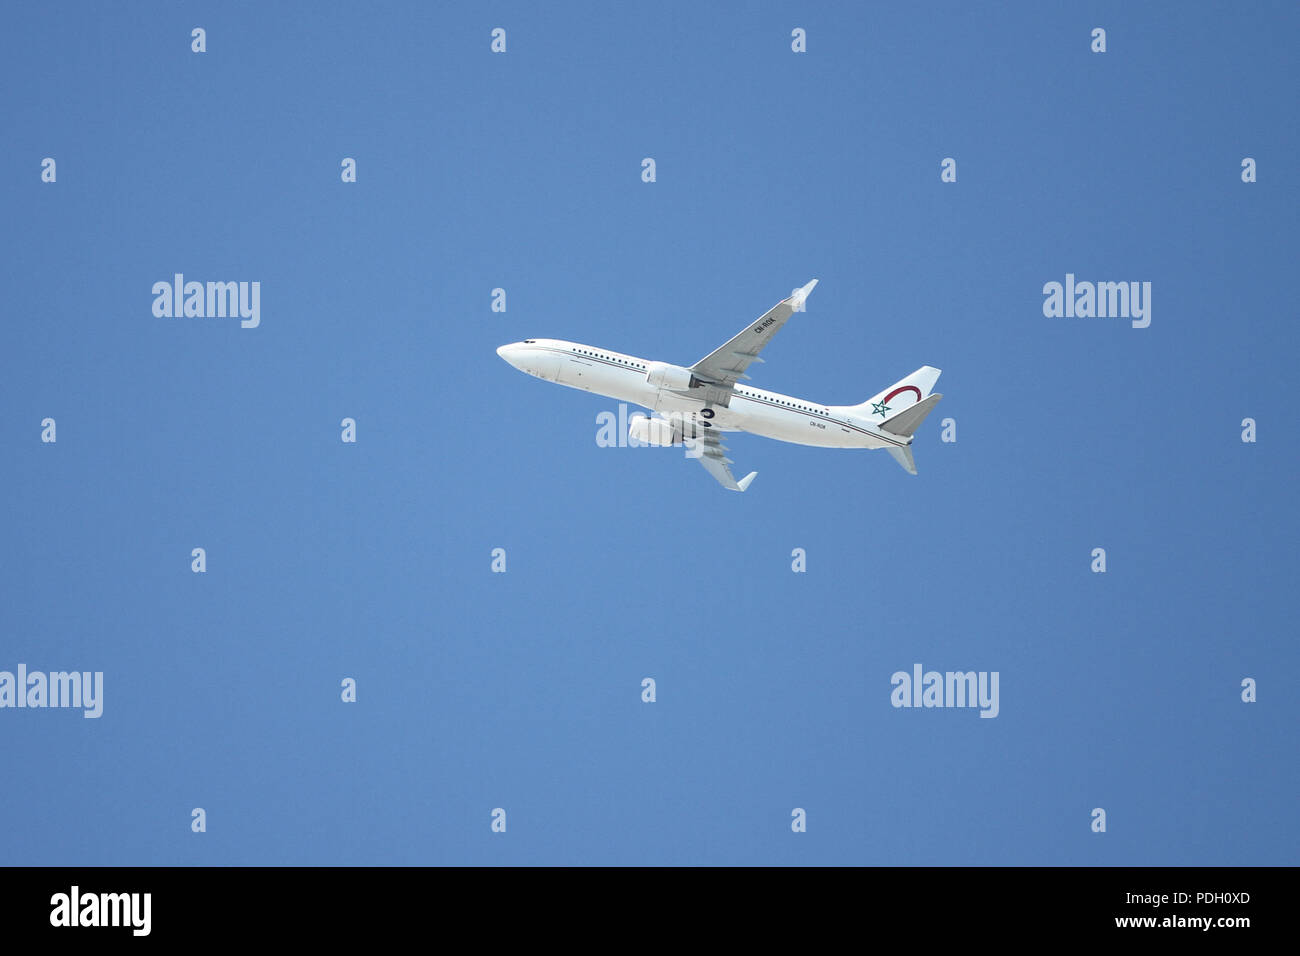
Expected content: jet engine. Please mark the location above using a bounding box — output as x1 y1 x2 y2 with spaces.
628 415 681 446
644 361 695 391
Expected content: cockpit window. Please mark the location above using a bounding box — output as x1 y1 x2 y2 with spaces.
523 339 536 344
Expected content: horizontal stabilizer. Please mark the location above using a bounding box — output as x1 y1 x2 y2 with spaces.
880 393 942 437
886 446 917 475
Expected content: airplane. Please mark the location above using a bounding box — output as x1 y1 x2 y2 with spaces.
495 279 942 491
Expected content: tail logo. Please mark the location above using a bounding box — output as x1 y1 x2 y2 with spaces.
873 384 923 416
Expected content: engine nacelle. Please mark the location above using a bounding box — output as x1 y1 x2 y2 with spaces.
628 415 682 446
645 361 695 391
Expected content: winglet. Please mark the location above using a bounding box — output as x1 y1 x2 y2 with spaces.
789 278 818 310
736 471 758 492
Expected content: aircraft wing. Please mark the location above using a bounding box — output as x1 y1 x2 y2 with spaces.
689 279 818 391
688 428 757 492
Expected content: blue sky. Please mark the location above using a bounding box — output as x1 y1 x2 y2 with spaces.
2 1 1296 865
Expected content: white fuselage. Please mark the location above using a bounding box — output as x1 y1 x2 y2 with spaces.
496 339 909 452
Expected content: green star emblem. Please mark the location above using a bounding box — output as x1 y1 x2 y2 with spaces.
871 400 891 417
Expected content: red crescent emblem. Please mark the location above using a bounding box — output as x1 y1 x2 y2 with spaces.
883 385 922 406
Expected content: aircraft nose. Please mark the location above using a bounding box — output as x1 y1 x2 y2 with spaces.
497 343 522 368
